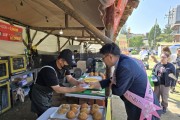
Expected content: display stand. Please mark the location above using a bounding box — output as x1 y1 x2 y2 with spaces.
9 69 39 107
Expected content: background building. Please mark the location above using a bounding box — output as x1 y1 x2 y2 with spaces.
169 5 180 42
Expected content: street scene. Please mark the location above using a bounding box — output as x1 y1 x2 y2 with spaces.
0 0 180 120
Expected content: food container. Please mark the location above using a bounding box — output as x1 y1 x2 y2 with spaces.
49 104 106 120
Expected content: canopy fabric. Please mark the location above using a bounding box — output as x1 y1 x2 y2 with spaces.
0 0 139 43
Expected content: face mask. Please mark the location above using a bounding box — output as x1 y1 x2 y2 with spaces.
62 65 71 70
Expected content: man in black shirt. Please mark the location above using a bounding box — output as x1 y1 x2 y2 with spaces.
30 49 86 117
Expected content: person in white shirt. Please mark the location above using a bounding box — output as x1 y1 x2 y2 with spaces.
139 47 148 60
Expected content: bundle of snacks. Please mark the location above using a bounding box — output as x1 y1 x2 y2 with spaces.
81 103 89 108
71 107 78 114
78 112 88 120
66 110 76 119
61 104 69 109
93 111 103 120
89 72 94 76
52 103 104 120
80 108 89 114
90 104 100 115
70 104 79 109
57 108 68 114
57 104 69 114
94 72 99 76
92 104 99 110
89 72 106 79
84 78 98 83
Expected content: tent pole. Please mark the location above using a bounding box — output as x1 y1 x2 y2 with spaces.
35 30 53 46
50 0 112 44
57 36 60 52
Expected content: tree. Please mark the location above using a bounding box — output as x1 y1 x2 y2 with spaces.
163 25 172 34
156 26 174 42
129 36 144 48
148 24 161 48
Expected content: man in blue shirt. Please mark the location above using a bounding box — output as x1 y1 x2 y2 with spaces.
90 43 162 120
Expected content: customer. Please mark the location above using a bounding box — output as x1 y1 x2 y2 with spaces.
151 46 176 63
139 47 148 61
171 48 180 93
152 52 175 113
30 49 86 117
89 43 162 120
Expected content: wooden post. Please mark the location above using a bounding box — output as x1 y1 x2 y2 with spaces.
85 29 103 45
22 39 28 48
57 36 60 52
105 5 115 98
79 42 82 45
35 30 53 46
26 27 32 49
72 39 74 45
60 38 70 50
65 14 68 27
69 39 71 45
32 30 38 42
50 0 112 44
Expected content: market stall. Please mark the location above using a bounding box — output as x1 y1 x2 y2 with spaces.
0 0 140 119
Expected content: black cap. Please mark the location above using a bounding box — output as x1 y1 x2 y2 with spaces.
58 49 76 66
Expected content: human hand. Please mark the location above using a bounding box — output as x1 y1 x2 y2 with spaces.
88 82 101 89
75 84 86 92
77 80 85 85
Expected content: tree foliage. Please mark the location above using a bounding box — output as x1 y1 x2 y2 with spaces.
156 26 173 42
129 36 144 48
148 24 161 48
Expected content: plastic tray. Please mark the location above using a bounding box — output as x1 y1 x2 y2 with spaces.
49 105 105 120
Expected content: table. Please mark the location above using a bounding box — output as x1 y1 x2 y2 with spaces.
65 89 105 100
37 96 126 120
65 74 105 100
37 107 58 120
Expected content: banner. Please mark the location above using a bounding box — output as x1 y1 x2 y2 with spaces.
0 21 23 42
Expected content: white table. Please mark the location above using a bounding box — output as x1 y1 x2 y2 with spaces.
65 93 105 100
37 107 58 120
65 75 105 100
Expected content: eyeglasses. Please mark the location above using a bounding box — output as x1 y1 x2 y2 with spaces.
102 54 109 61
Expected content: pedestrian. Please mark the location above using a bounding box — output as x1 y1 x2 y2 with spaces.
30 49 86 117
89 43 162 120
139 47 148 61
171 48 180 93
151 46 176 63
152 52 175 113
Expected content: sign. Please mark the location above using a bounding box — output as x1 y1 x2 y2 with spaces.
0 21 23 42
